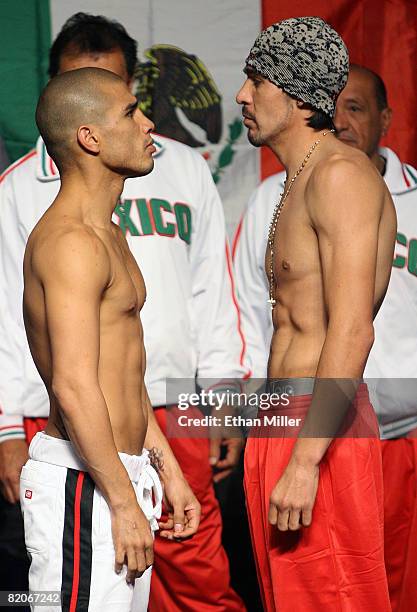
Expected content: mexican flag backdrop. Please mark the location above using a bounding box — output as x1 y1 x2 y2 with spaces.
1 0 416 234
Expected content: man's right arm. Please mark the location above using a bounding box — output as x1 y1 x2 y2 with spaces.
35 229 153 581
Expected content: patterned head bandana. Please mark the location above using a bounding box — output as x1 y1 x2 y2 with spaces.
245 16 349 117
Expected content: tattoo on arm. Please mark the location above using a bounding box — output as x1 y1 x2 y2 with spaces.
148 447 164 473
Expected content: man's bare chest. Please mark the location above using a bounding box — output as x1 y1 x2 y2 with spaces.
265 201 320 286
103 235 146 317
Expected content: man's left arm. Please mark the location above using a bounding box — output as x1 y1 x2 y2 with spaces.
269 157 395 531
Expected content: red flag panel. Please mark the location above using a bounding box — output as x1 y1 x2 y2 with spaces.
261 0 417 178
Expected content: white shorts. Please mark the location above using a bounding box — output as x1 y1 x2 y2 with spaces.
20 432 162 612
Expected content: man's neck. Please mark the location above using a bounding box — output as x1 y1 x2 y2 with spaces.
268 125 333 179
57 168 125 229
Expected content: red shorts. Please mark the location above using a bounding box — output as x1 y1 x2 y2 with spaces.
382 433 417 611
244 384 390 611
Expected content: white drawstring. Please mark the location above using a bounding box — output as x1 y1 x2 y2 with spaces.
135 462 163 532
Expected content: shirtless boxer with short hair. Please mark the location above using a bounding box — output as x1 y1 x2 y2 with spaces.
237 17 396 611
21 67 200 612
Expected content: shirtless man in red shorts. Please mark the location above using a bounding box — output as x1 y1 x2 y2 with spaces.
237 17 396 611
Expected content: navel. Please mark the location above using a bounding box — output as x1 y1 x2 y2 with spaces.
282 259 291 271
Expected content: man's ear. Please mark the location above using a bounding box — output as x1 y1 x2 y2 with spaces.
77 125 100 155
380 107 392 137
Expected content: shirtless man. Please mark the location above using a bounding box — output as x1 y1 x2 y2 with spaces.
236 17 395 611
21 67 200 612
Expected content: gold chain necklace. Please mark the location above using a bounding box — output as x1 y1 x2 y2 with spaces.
267 129 334 309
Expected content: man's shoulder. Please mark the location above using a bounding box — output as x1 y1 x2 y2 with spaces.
32 219 105 256
307 149 388 225
30 220 110 282
311 148 381 190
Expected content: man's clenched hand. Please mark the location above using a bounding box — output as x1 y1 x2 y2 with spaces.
268 457 319 531
111 500 154 585
158 477 201 540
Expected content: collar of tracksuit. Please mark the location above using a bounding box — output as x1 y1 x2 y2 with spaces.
379 146 417 195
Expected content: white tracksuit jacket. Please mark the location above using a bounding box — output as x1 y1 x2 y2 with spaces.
0 135 247 441
233 147 417 438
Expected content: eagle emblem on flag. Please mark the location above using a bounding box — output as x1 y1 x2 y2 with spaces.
135 44 222 148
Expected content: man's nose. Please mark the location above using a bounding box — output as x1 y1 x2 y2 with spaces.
236 79 251 106
144 117 155 133
138 109 154 133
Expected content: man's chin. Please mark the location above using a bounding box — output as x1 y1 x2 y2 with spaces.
247 131 263 148
126 159 155 178
142 158 155 176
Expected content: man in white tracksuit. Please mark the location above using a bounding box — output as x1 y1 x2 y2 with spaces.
0 13 246 612
233 64 417 611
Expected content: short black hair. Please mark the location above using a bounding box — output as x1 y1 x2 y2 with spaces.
292 98 335 131
48 12 138 79
306 108 335 131
351 64 388 111
36 68 123 171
